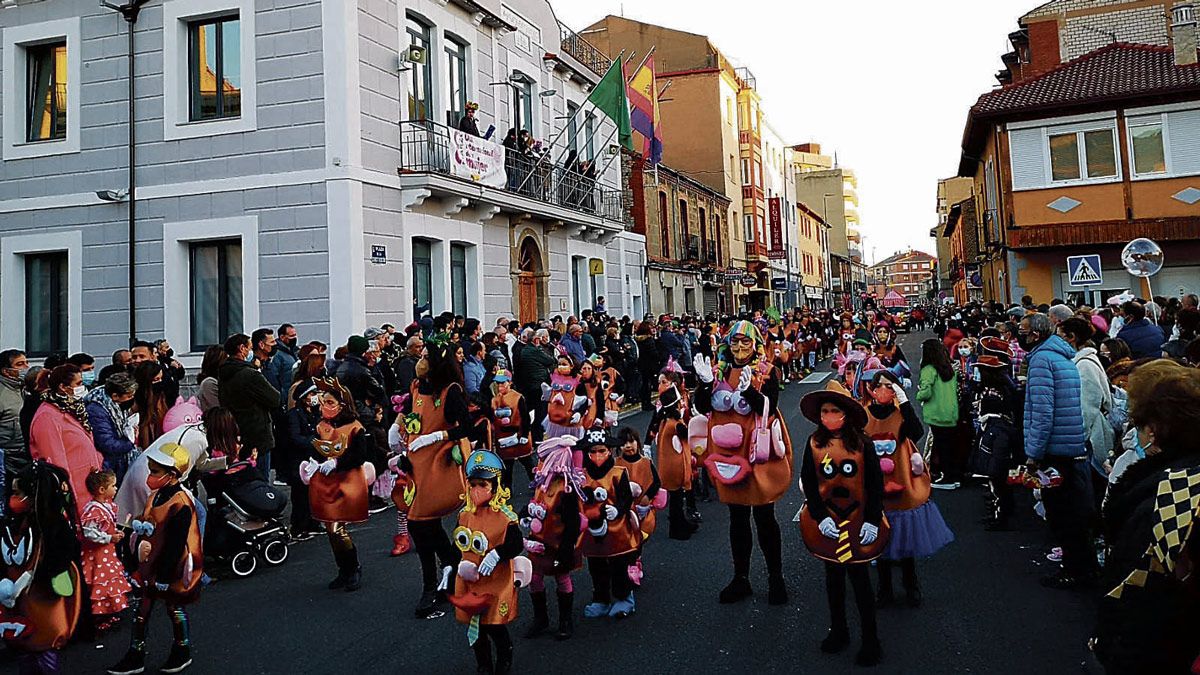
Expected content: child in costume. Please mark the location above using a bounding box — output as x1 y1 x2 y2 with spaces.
598 355 626 428
575 355 605 429
109 444 203 675
692 320 793 605
488 370 533 489
615 426 662 586
522 435 584 641
300 376 373 592
542 356 589 440
579 429 641 619
386 394 412 557
798 381 887 668
863 371 953 608
644 364 696 540
1 462 83 675
80 469 131 632
448 450 529 675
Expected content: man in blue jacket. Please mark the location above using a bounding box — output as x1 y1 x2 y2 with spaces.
1115 301 1166 359
1019 312 1098 589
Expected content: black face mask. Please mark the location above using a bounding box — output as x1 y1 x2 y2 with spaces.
1016 333 1036 351
152 381 167 394
162 349 175 359
118 398 136 410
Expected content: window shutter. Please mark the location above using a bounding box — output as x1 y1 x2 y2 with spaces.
1167 109 1200 175
1008 127 1046 190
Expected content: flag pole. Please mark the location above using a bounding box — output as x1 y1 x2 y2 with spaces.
512 50 626 195
573 50 646 171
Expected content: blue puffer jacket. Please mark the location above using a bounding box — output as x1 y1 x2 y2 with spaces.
1115 319 1166 360
1022 335 1086 461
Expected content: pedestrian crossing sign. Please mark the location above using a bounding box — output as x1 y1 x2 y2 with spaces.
1067 255 1103 287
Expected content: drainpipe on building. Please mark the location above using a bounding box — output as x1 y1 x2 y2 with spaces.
102 1 150 345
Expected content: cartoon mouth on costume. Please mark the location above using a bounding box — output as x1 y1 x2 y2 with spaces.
447 591 495 616
587 519 608 538
704 452 750 485
825 487 860 521
0 618 31 640
710 423 745 450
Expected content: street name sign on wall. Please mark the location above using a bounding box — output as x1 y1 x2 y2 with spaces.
1067 254 1103 287
371 245 386 265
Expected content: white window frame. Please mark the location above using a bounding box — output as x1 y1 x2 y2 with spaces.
1126 113 1171 179
2 18 82 160
0 230 83 354
163 216 260 358
162 0 258 141
1043 121 1122 187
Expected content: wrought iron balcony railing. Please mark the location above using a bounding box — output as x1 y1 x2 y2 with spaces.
558 22 610 77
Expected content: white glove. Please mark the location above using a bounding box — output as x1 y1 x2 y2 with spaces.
859 522 879 546
570 412 582 425
635 505 651 519
818 517 839 540
478 550 501 577
498 434 521 449
693 354 714 383
604 505 619 521
736 366 753 393
642 444 653 459
387 423 404 453
892 382 909 405
609 392 621 401
408 431 444 452
902 378 912 390
540 382 552 401
318 458 338 475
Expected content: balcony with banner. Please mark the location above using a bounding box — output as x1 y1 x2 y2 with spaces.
398 119 626 237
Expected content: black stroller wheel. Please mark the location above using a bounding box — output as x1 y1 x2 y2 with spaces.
230 550 258 577
263 539 289 566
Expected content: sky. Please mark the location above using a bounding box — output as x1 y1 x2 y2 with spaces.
555 0 1038 264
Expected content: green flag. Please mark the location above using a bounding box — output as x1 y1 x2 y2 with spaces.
587 60 634 151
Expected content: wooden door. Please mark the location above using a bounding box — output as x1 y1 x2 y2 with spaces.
519 273 538 324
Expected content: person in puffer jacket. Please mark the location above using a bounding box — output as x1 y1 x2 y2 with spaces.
1018 312 1097 589
1115 301 1165 360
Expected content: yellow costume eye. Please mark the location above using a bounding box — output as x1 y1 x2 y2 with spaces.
453 526 472 552
471 531 489 554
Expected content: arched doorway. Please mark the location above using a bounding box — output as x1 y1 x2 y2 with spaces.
517 236 543 324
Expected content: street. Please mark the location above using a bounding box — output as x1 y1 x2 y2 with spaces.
13 332 1098 675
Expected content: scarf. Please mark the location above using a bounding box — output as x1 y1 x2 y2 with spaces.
85 387 130 438
43 390 91 434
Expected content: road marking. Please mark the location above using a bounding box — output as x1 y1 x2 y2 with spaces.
800 371 832 384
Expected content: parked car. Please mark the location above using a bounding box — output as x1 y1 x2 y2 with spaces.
891 307 911 332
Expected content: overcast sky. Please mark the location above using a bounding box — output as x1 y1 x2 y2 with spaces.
556 0 1036 263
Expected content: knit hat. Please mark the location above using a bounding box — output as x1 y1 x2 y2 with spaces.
347 335 370 356
364 327 385 340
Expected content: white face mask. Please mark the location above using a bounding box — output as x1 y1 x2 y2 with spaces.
958 348 971 357
72 385 88 399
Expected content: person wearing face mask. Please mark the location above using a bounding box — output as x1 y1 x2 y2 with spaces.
133 361 170 450
282 381 323 542
864 371 952 609
108 444 202 675
798 381 887 668
28 364 102 519
84 372 139 484
218 334 281 482
68 352 98 391
1092 359 1200 673
917 339 962 490
153 340 185 405
0 349 30 513
579 429 640 620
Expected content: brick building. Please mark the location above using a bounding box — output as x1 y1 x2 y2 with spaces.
868 250 936 304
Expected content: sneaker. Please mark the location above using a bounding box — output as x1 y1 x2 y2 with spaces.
107 649 145 675
367 497 391 515
415 591 445 620
930 476 960 490
1045 547 1063 563
607 596 635 618
583 602 612 618
160 644 192 674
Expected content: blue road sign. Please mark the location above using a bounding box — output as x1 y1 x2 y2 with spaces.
1067 254 1103 287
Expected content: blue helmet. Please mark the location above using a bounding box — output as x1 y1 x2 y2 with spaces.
465 450 504 480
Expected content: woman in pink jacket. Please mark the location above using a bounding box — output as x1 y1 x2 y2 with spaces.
30 364 102 517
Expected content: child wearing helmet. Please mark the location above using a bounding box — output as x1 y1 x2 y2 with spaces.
449 450 527 675
489 369 533 489
109 443 203 675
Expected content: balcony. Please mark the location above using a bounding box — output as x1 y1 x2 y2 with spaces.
734 66 757 89
684 234 701 262
399 119 624 226
558 22 610 78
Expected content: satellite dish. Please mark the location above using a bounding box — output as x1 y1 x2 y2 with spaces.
1121 238 1164 278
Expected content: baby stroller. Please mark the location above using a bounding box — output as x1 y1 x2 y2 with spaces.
200 462 291 578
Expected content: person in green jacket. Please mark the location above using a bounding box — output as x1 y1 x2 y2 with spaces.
916 338 962 490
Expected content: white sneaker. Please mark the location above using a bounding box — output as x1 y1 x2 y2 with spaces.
1045 547 1063 563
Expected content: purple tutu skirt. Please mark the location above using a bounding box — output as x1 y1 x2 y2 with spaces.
882 500 954 560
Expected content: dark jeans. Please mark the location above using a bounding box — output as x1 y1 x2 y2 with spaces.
587 552 636 604
930 424 966 481
728 503 783 578
1041 456 1097 577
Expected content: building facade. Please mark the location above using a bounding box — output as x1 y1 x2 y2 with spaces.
932 176 973 298
868 250 936 304
0 0 645 362
958 1 1200 306
794 143 856 309
630 161 730 316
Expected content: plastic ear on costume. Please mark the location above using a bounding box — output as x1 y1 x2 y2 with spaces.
512 555 533 589
651 490 668 510
629 481 643 499
457 560 480 583
361 462 376 486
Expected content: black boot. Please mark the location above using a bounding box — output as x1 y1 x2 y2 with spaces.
876 560 895 608
524 591 550 638
901 560 922 608
820 626 850 654
856 636 883 667
554 591 574 641
767 574 788 605
473 645 493 675
327 548 350 590
415 590 445 620
668 491 696 540
718 575 753 604
495 641 513 675
160 644 193 674
107 648 146 675
684 489 702 524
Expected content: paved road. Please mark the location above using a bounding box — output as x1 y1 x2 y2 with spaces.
12 332 1101 674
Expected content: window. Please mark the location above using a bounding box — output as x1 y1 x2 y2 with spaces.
407 15 433 121
24 252 68 357
445 37 468 127
1049 128 1117 182
450 244 468 316
741 159 750 185
25 41 67 142
658 192 670 257
566 102 579 155
744 214 755 243
511 75 534 134
413 239 433 312
1130 121 1167 175
679 199 689 238
188 16 241 121
584 112 596 161
189 240 243 351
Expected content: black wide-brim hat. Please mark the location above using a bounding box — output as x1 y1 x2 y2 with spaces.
800 380 867 428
